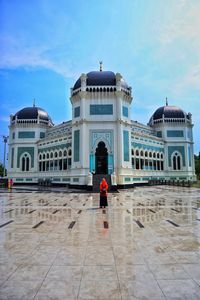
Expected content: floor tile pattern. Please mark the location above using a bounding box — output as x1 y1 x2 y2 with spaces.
0 186 200 299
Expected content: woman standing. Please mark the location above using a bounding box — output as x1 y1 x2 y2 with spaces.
100 178 108 208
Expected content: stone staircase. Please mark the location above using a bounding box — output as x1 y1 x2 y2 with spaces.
92 174 111 192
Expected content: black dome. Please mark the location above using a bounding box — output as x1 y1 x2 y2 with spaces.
13 107 52 122
73 71 129 90
151 105 186 121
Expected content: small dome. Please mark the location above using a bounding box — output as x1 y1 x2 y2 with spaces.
12 106 53 123
150 105 186 122
73 71 129 90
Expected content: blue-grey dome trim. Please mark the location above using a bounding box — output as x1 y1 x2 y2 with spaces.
151 106 186 121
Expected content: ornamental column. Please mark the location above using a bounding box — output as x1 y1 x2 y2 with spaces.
80 73 87 119
115 82 123 172
79 91 87 170
79 74 87 171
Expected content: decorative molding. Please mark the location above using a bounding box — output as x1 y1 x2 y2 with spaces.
90 130 113 154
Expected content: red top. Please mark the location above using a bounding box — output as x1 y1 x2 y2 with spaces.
100 178 108 196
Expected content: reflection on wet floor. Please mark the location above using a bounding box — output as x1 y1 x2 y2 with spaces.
0 186 200 299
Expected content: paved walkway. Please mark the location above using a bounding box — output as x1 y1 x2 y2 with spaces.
0 186 200 299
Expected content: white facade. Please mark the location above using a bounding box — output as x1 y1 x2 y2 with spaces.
7 69 196 186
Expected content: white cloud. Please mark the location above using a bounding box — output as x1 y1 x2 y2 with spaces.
172 64 200 96
153 1 200 96
158 1 200 46
0 35 77 79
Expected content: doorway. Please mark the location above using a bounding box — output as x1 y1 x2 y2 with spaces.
95 141 108 174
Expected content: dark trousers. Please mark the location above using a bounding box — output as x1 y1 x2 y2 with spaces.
100 195 108 207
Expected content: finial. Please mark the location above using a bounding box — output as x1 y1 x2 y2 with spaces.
99 61 103 72
166 97 168 106
33 99 36 107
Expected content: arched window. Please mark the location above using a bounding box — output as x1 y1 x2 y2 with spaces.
132 157 135 168
136 149 139 156
63 150 67 157
136 158 140 169
63 157 67 170
149 152 152 158
54 159 58 170
173 156 177 170
50 152 53 159
42 160 45 171
140 159 144 169
59 151 62 157
145 151 148 157
22 157 25 171
54 152 58 158
47 153 49 159
21 153 31 172
26 157 30 171
177 156 181 170
140 150 144 157
172 152 182 170
43 153 46 160
68 148 72 168
131 149 134 156
157 153 160 159
145 159 148 169
153 152 156 158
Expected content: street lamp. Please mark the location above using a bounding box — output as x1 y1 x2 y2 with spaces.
2 135 9 177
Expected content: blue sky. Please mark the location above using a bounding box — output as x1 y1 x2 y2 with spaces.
1 0 200 164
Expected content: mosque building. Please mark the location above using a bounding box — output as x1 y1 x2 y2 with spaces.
7 64 196 188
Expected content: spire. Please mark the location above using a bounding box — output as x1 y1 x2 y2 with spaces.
99 61 103 72
33 98 36 107
166 97 168 106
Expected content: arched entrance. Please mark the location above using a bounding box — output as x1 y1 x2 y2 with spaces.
95 141 108 174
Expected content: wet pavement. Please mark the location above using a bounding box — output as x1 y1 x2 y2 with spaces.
0 186 200 299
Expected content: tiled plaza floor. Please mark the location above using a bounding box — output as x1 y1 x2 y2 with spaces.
0 186 200 300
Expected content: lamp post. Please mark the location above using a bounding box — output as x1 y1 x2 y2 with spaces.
2 135 9 178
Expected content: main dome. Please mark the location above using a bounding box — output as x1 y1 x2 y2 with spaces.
73 71 129 90
12 106 52 123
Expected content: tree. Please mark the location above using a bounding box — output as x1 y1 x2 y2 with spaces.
0 163 7 177
194 153 200 180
